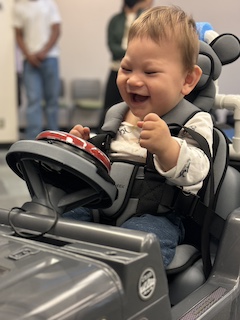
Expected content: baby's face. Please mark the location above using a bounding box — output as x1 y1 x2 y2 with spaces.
117 36 189 120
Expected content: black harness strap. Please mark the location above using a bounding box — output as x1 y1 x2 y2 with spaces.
179 125 214 279
90 132 114 154
134 124 214 278
136 152 167 215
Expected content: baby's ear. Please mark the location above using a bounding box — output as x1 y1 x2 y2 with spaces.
181 65 202 96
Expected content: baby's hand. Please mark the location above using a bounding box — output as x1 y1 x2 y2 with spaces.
69 125 90 141
137 113 180 171
137 113 171 155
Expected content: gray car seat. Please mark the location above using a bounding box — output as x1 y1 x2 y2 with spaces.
164 34 240 305
95 34 240 304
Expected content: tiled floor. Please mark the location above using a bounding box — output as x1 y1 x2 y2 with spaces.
0 147 30 211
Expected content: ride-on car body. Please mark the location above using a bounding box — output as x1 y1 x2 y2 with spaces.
0 27 240 319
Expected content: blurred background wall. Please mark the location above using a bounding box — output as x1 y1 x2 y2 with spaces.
1 0 240 143
0 0 18 143
56 0 240 104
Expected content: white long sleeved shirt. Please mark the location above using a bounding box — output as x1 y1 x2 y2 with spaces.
110 111 213 195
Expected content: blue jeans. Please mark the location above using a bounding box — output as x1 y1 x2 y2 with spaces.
121 213 185 267
62 208 185 268
23 58 60 139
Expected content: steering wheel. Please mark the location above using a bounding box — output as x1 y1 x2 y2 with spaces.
6 131 117 214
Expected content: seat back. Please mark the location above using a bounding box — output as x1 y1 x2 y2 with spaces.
57 78 72 130
70 78 103 129
99 33 240 304
186 33 240 112
165 33 240 304
71 78 102 101
167 162 240 306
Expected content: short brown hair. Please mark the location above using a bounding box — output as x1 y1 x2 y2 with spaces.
128 6 199 71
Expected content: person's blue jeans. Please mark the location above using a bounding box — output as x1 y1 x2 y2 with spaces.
62 208 185 268
23 57 60 139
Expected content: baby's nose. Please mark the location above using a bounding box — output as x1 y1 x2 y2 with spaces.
127 75 144 87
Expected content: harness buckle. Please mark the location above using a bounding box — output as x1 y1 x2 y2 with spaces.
174 190 200 218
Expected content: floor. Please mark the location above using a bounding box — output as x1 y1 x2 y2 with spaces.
0 146 30 211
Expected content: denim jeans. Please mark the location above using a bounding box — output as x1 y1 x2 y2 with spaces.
23 57 60 139
121 213 185 267
62 208 185 268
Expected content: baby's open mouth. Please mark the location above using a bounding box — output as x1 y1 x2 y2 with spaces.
132 93 149 102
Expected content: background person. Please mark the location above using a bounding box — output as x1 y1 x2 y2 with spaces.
98 0 151 130
13 0 62 140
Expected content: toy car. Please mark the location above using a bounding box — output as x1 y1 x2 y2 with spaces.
0 29 240 320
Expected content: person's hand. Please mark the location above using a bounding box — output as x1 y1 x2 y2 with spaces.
26 53 41 67
69 125 91 141
36 49 48 61
137 113 180 171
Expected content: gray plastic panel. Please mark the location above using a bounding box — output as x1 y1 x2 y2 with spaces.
0 235 122 320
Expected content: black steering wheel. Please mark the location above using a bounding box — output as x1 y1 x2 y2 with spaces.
6 131 118 215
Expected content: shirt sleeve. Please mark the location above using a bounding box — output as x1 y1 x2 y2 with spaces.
153 112 213 191
12 5 22 28
49 0 62 24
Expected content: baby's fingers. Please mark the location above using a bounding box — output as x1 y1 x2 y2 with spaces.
69 125 90 140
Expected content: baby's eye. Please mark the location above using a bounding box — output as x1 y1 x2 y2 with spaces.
121 66 131 72
145 71 157 75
